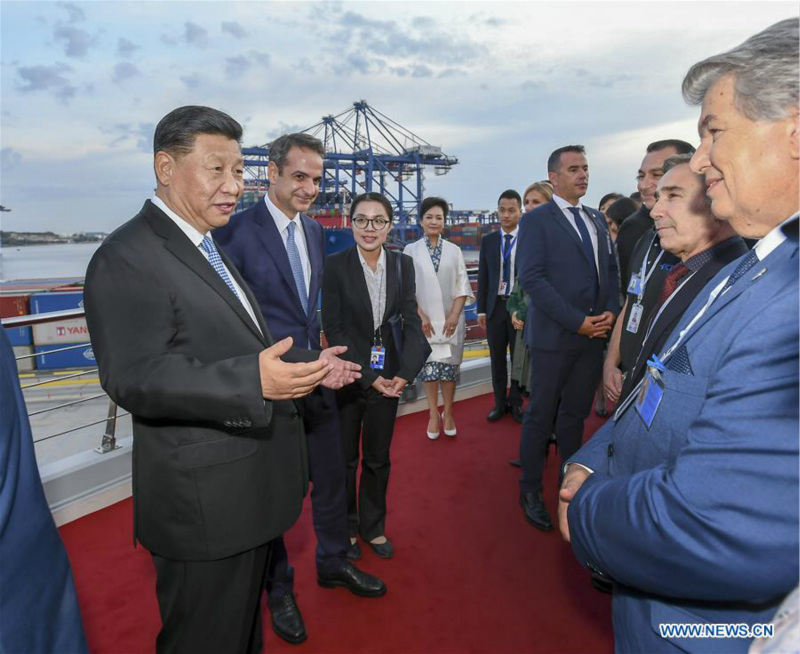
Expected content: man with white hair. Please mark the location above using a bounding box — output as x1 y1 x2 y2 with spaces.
558 18 799 654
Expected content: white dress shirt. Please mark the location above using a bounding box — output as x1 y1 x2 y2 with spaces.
151 195 262 334
264 193 311 298
498 226 520 296
357 247 387 332
553 194 599 272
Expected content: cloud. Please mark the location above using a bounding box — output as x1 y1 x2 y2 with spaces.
112 62 141 84
411 16 435 29
57 2 85 23
117 37 140 59
295 58 316 74
185 21 209 47
221 21 248 39
438 68 466 79
180 73 202 89
15 63 77 103
484 17 507 27
225 51 270 78
161 33 178 46
1 148 23 172
53 25 95 57
411 64 433 78
101 122 155 153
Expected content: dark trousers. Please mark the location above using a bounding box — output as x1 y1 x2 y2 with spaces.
519 344 604 494
337 384 400 541
152 542 271 654
266 387 348 600
487 297 522 409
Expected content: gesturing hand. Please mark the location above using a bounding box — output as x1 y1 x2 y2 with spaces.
319 346 362 389
557 465 592 542
259 337 331 400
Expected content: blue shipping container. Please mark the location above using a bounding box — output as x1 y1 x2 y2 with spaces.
31 291 84 313
4 326 32 346
35 343 96 370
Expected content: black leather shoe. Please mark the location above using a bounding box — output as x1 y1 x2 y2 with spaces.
268 592 307 644
347 539 362 560
519 491 554 531
508 458 522 467
510 405 524 423
318 562 387 597
367 538 394 559
487 406 506 421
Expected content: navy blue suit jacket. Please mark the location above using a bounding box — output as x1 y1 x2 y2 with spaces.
214 200 324 350
568 219 799 653
476 229 514 319
517 200 620 351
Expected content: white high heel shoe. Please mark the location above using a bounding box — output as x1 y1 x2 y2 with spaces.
442 412 457 437
427 414 440 440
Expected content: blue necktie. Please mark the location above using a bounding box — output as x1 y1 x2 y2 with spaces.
286 221 309 312
567 207 596 267
201 235 240 299
502 233 513 295
716 249 759 298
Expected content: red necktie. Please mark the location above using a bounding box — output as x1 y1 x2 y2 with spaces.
656 263 689 307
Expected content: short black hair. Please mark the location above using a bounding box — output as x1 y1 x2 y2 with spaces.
547 145 586 173
269 133 325 174
420 196 449 219
153 105 242 158
630 191 642 202
661 153 695 174
646 139 696 155
606 197 638 225
497 189 522 208
599 192 624 210
350 192 394 220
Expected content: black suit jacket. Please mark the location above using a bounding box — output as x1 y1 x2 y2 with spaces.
476 229 517 319
84 200 312 561
321 246 430 388
620 236 748 402
616 205 652 289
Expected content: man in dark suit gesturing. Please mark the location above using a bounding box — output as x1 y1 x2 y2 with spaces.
516 145 619 530
214 133 386 645
84 106 360 654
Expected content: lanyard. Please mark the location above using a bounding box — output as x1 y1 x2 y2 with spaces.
502 235 516 262
635 234 665 301
640 271 696 346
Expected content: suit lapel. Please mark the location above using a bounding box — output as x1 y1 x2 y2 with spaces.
254 203 308 317
548 201 592 266
383 248 397 322
347 247 375 328
300 214 322 316
144 203 266 344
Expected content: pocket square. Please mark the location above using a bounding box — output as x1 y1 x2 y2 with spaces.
666 345 694 375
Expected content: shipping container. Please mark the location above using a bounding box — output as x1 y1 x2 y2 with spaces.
34 343 96 370
31 291 84 313
33 318 91 345
0 294 32 345
13 346 35 372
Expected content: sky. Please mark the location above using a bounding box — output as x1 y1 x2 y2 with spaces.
0 0 796 233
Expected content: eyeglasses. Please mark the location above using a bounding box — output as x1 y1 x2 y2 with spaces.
352 216 390 230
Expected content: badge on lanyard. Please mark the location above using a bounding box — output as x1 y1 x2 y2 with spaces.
635 355 666 429
626 302 644 334
498 281 508 295
627 274 643 296
370 328 385 370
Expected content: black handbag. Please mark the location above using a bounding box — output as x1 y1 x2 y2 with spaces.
387 253 405 356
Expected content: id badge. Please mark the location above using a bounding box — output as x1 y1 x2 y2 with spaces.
627 274 643 296
626 302 643 334
634 370 664 429
499 281 508 295
370 346 385 370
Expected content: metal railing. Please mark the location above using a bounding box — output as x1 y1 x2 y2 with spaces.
3 309 124 454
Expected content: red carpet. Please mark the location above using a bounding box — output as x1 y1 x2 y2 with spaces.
59 393 614 654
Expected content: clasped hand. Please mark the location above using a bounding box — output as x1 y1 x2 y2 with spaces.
557 464 592 542
371 376 408 398
578 311 615 339
258 337 361 400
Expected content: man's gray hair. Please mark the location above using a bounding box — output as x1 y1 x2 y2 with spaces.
682 18 799 122
269 133 325 173
661 153 694 174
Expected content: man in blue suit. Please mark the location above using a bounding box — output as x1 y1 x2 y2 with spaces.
214 133 385 645
516 145 620 530
559 18 799 653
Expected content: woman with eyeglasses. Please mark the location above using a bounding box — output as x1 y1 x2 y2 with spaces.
403 197 474 440
322 192 430 560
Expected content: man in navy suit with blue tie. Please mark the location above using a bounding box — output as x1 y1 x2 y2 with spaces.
215 133 386 645
559 19 799 653
516 145 620 530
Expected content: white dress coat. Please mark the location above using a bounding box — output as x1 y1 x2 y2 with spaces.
404 237 474 365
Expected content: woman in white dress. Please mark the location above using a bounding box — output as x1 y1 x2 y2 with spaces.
404 197 474 440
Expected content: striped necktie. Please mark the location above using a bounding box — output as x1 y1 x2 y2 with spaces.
716 249 759 299
200 235 240 299
286 221 309 312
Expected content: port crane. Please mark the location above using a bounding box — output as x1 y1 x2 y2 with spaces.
241 100 458 224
